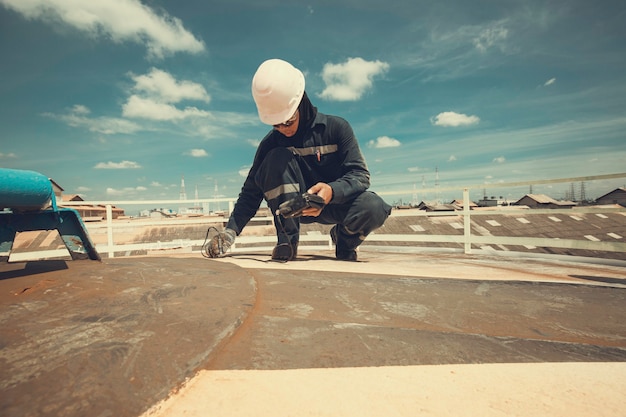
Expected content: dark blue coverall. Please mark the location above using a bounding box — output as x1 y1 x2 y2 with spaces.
226 94 391 259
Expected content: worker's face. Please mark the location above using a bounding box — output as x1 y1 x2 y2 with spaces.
273 109 299 137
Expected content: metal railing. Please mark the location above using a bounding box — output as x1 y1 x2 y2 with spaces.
59 173 626 261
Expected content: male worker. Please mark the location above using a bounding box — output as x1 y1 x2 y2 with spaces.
208 59 391 261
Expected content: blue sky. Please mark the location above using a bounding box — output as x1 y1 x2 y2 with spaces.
1 0 625 206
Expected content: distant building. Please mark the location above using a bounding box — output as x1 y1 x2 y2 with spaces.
449 199 478 210
256 207 272 217
51 177 124 220
595 188 626 207
60 194 125 220
514 194 576 209
416 201 458 212
147 208 177 219
50 179 64 201
478 196 510 207
179 206 204 215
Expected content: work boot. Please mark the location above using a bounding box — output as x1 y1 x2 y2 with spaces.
272 243 298 261
330 225 358 261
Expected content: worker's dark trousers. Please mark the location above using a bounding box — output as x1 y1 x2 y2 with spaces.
255 147 391 252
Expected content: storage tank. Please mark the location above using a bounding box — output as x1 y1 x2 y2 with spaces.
0 168 53 211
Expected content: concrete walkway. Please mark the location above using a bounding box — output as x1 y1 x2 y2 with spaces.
144 362 626 417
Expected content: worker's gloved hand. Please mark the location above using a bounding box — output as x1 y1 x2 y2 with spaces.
207 228 236 258
276 193 326 218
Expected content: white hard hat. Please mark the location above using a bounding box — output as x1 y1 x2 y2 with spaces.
252 59 305 125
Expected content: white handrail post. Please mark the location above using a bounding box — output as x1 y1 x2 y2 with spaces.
463 188 472 254
106 204 114 258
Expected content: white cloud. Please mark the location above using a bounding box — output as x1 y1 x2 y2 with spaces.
46 72 238 138
45 105 142 134
131 68 210 103
492 156 506 164
122 95 211 121
106 186 147 196
94 160 142 169
247 139 261 147
544 77 556 86
123 69 212 121
71 104 90 115
407 167 421 172
186 148 209 157
368 136 401 148
0 0 205 58
319 57 389 101
473 25 509 53
448 155 457 162
431 111 480 127
75 186 91 192
0 152 17 158
238 166 251 178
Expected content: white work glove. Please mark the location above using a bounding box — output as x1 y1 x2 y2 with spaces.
207 228 236 258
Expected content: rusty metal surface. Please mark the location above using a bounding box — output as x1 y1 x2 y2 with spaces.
0 258 255 417
1 254 625 417
206 266 626 370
